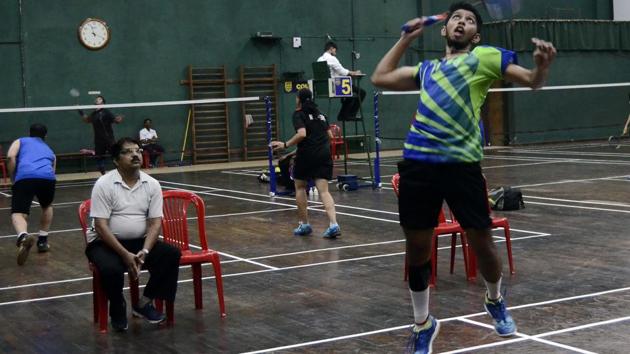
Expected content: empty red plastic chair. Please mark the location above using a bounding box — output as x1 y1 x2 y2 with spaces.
329 124 346 160
0 145 8 185
78 199 142 333
161 190 226 320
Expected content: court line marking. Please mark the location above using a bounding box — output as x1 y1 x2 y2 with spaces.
242 284 630 354
0 231 552 301
515 174 630 188
525 195 630 208
0 231 550 293
454 318 596 354
525 201 630 214
0 207 296 240
159 180 556 233
0 200 82 211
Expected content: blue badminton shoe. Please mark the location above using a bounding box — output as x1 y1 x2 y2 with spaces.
293 223 313 236
406 315 440 354
484 293 517 337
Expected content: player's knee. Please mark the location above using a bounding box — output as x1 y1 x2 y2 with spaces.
408 261 431 291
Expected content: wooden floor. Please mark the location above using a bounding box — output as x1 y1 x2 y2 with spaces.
1 140 630 353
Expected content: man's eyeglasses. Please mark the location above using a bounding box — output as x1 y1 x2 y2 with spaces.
120 148 143 155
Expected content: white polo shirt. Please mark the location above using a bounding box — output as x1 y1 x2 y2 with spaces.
139 128 158 144
317 51 350 77
87 169 163 243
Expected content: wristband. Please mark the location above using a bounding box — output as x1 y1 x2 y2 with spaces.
284 142 287 148
141 248 150 255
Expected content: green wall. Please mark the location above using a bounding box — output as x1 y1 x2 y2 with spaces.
0 0 623 163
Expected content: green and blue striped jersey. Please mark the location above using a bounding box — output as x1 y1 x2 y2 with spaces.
404 46 517 163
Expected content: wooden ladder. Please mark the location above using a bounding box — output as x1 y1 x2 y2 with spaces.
187 65 230 164
240 65 278 161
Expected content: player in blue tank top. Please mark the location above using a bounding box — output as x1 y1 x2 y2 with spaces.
6 123 57 265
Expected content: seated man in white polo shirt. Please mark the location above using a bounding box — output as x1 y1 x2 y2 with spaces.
85 137 181 332
317 41 366 121
138 118 164 168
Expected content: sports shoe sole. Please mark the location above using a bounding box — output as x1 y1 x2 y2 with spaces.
484 304 517 337
322 230 341 239
132 309 167 324
17 235 35 266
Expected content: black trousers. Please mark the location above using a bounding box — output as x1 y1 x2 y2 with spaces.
338 87 366 121
85 239 181 306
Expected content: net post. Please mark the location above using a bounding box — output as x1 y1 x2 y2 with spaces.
264 96 277 197
373 91 382 188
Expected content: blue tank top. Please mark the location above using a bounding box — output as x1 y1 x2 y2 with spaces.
15 137 56 182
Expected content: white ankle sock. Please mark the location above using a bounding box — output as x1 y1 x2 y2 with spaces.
484 276 503 300
410 288 430 325
39 230 48 237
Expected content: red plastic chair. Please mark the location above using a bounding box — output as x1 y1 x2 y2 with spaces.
329 124 346 160
142 149 164 169
161 190 226 319
78 199 141 333
392 174 469 286
462 212 515 280
0 145 8 185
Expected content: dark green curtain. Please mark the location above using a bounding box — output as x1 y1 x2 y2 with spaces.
483 20 630 51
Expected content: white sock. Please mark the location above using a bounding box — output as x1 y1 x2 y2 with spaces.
484 276 503 301
410 288 430 325
39 230 48 237
139 296 152 307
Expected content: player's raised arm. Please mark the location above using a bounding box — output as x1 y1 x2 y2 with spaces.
371 18 425 91
504 38 556 89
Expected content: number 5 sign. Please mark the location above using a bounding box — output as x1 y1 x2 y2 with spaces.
328 76 353 98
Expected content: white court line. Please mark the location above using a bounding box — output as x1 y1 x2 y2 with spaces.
454 318 597 354
504 148 630 158
221 171 260 177
0 200 82 211
0 232 550 298
525 195 630 208
515 174 630 188
482 160 565 169
244 283 630 354
218 251 278 270
525 201 630 214
160 180 403 217
0 207 296 240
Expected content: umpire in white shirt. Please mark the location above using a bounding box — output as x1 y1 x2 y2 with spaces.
317 41 366 121
85 137 180 331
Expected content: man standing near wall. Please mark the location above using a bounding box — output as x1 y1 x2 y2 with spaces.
6 123 56 265
80 95 123 175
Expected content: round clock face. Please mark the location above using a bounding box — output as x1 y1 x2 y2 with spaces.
78 18 110 50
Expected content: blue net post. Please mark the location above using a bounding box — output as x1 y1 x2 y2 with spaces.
265 96 277 196
373 91 382 188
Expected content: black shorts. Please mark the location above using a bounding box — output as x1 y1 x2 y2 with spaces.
95 141 114 156
11 178 56 214
293 153 333 181
397 159 491 230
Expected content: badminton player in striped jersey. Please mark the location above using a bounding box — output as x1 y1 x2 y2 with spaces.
371 2 556 352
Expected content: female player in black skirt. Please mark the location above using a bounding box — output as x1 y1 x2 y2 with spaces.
271 88 341 238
